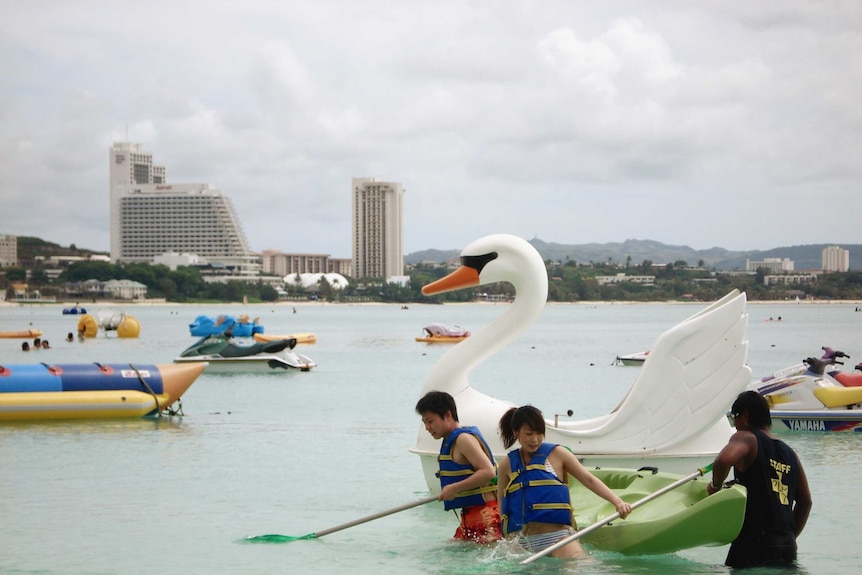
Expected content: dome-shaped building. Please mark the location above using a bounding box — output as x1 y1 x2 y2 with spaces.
283 272 348 291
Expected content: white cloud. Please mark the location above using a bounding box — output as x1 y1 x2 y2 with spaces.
1 1 861 256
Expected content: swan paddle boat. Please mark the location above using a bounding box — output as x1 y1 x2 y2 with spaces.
748 346 862 432
0 362 204 421
411 234 751 491
174 334 316 372
571 467 746 554
415 323 471 343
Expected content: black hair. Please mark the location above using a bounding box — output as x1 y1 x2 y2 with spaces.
415 390 459 421
731 390 772 428
498 405 545 449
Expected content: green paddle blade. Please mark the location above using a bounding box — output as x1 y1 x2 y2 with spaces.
242 533 317 543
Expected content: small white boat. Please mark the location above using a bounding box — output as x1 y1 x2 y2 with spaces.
174 334 316 372
614 351 649 366
415 323 470 343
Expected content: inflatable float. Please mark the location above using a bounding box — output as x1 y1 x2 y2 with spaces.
0 329 43 339
0 362 205 421
189 314 263 338
76 312 140 338
253 332 317 345
77 314 98 338
62 305 87 315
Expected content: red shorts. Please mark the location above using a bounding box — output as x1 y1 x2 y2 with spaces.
453 500 502 544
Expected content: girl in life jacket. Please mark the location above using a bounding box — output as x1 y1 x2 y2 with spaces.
497 405 632 559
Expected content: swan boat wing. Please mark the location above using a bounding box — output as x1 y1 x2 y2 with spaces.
558 289 751 453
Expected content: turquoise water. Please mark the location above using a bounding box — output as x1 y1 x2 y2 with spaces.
1 300 860 574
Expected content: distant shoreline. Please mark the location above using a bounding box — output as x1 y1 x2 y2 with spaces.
3 298 861 308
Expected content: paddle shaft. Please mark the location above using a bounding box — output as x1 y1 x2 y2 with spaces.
519 464 714 564
312 495 438 538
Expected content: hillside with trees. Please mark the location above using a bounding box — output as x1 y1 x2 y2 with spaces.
3 236 861 304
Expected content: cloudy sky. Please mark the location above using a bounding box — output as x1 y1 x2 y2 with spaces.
2 1 860 258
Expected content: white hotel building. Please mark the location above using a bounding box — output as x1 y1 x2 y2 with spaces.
351 177 404 280
822 246 850 272
109 142 257 274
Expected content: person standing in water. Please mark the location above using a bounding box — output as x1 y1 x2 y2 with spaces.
415 390 502 543
707 391 812 568
497 405 631 558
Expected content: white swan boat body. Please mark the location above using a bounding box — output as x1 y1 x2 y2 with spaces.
411 234 751 493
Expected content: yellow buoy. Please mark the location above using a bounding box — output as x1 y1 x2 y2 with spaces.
77 314 98 338
116 314 141 338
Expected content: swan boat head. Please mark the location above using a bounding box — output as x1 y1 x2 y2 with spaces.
412 234 547 490
411 234 751 493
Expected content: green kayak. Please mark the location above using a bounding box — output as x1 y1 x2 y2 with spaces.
570 467 747 555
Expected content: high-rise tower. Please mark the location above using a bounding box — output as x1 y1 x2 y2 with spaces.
109 142 255 273
351 177 404 279
822 246 850 272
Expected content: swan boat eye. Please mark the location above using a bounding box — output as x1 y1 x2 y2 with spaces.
461 252 498 274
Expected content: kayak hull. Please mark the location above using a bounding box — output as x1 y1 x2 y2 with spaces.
571 467 746 555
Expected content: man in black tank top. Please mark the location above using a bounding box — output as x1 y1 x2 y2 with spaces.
706 391 812 568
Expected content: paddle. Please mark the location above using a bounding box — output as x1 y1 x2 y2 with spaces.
244 495 438 543
519 463 714 564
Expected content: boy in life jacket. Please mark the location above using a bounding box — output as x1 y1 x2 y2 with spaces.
415 390 502 543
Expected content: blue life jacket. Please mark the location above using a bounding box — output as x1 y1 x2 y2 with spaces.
501 443 573 536
437 426 497 511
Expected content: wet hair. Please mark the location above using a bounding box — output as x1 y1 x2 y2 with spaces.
731 390 772 429
415 390 459 421
498 405 546 449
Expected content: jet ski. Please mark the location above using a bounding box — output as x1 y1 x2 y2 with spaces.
174 334 316 372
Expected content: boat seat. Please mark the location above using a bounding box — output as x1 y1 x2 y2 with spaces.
220 339 293 357
834 372 862 388
814 385 862 408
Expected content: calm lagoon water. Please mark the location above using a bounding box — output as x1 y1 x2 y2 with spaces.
1 300 860 574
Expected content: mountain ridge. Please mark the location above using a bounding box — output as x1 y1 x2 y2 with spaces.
406 239 861 271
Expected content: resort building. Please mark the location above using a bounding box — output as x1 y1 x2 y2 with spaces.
109 142 257 275
260 250 353 278
822 246 850 272
763 273 819 286
745 258 794 273
351 177 404 280
595 273 656 286
0 235 16 267
61 278 148 299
